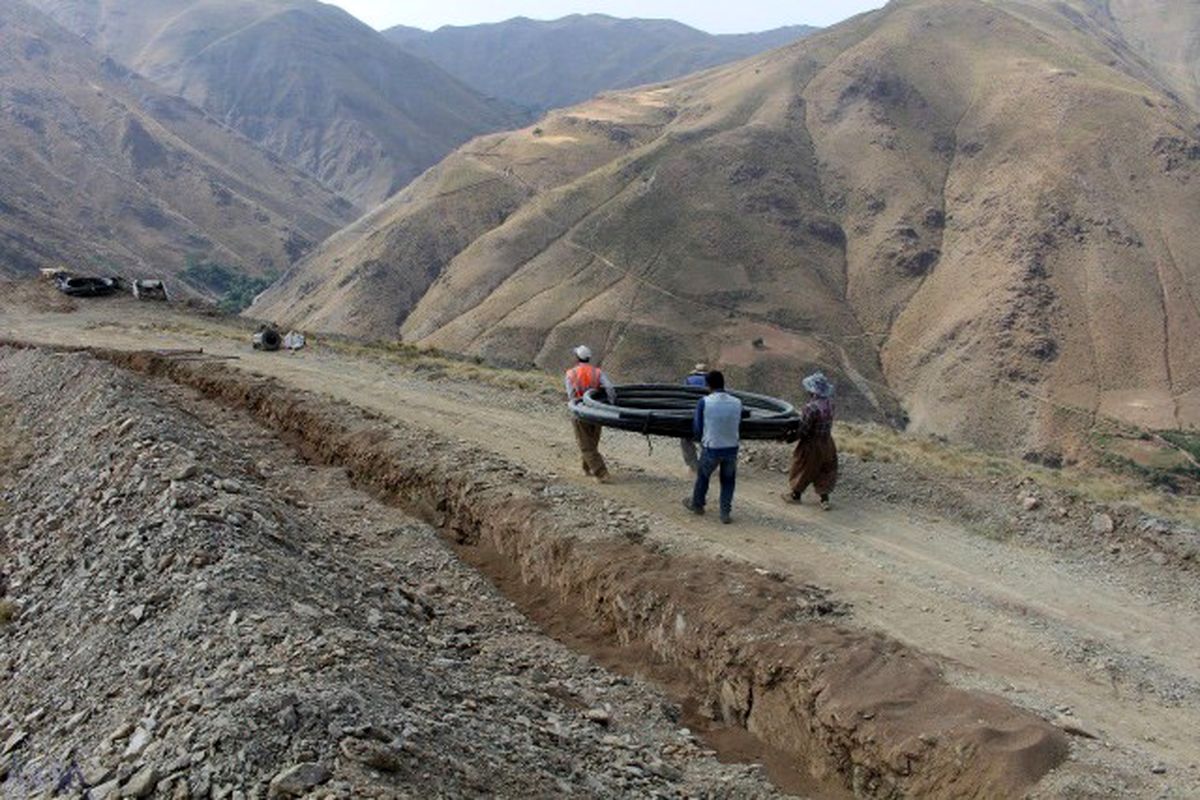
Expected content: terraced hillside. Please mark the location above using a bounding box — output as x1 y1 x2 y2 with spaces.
255 0 1200 452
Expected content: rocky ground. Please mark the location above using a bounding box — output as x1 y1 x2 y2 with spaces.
742 439 1200 581
0 348 779 799
4 290 1199 798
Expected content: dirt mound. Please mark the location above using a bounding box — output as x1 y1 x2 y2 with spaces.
0 347 784 798
22 343 1071 798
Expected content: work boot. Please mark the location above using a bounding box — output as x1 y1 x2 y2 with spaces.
682 498 704 515
720 512 732 525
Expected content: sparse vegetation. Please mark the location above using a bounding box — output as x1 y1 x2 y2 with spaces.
323 338 559 396
0 403 31 486
1089 428 1200 497
839 422 1200 526
181 256 276 313
1162 431 1200 464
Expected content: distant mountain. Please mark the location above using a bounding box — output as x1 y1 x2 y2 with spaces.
260 0 1200 454
384 14 818 111
0 0 354 293
32 0 527 207
1084 0 1200 110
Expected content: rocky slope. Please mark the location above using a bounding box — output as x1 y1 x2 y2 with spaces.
256 0 1200 453
0 341 1083 798
0 346 784 798
0 0 355 288
385 14 817 112
1078 0 1200 111
32 0 526 207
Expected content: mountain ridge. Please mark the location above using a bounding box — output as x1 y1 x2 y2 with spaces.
0 0 355 292
384 14 819 112
31 0 528 207
257 0 1200 454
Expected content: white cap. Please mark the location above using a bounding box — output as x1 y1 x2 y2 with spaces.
573 345 592 362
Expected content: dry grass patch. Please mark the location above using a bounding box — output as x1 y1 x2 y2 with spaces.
838 422 1200 527
322 338 560 396
0 402 31 485
85 316 251 344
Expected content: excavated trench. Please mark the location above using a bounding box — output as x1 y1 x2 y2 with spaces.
7 342 1069 798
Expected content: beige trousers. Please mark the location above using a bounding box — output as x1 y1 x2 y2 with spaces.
571 418 609 478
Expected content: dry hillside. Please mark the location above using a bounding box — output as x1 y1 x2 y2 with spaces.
32 0 526 207
1084 0 1200 110
256 0 1200 453
385 14 818 112
0 0 354 289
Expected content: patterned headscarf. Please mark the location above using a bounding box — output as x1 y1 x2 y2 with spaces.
802 372 834 398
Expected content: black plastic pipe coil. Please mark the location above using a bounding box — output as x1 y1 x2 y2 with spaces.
571 384 801 441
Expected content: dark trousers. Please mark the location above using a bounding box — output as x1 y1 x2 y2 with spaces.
692 448 737 516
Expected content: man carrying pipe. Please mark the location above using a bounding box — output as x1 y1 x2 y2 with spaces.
565 345 617 483
680 362 709 473
682 370 742 524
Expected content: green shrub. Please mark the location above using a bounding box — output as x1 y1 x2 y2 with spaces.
1162 431 1200 463
181 256 276 313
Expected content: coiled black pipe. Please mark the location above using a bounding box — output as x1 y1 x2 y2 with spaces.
571 384 801 441
253 329 281 351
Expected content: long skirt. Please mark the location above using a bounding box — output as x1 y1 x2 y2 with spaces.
788 435 838 497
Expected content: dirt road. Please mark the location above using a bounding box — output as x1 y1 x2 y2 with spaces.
4 292 1198 796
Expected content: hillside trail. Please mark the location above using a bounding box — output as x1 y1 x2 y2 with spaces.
4 297 1198 794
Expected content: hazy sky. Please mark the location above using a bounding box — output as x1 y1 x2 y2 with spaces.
325 1 884 34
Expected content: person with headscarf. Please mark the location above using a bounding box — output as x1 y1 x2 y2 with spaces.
565 345 616 482
785 372 838 510
680 362 709 473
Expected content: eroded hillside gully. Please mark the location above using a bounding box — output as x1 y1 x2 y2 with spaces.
35 344 1067 797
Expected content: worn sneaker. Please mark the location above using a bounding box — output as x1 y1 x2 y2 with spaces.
595 473 612 485
682 498 704 515
781 492 801 504
720 513 732 525
820 498 832 511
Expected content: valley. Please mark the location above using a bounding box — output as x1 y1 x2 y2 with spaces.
31 0 526 207
0 0 355 293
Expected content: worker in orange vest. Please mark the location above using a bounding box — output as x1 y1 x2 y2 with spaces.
565 345 616 482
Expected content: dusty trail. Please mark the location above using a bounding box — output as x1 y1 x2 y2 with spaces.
4 297 1199 795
